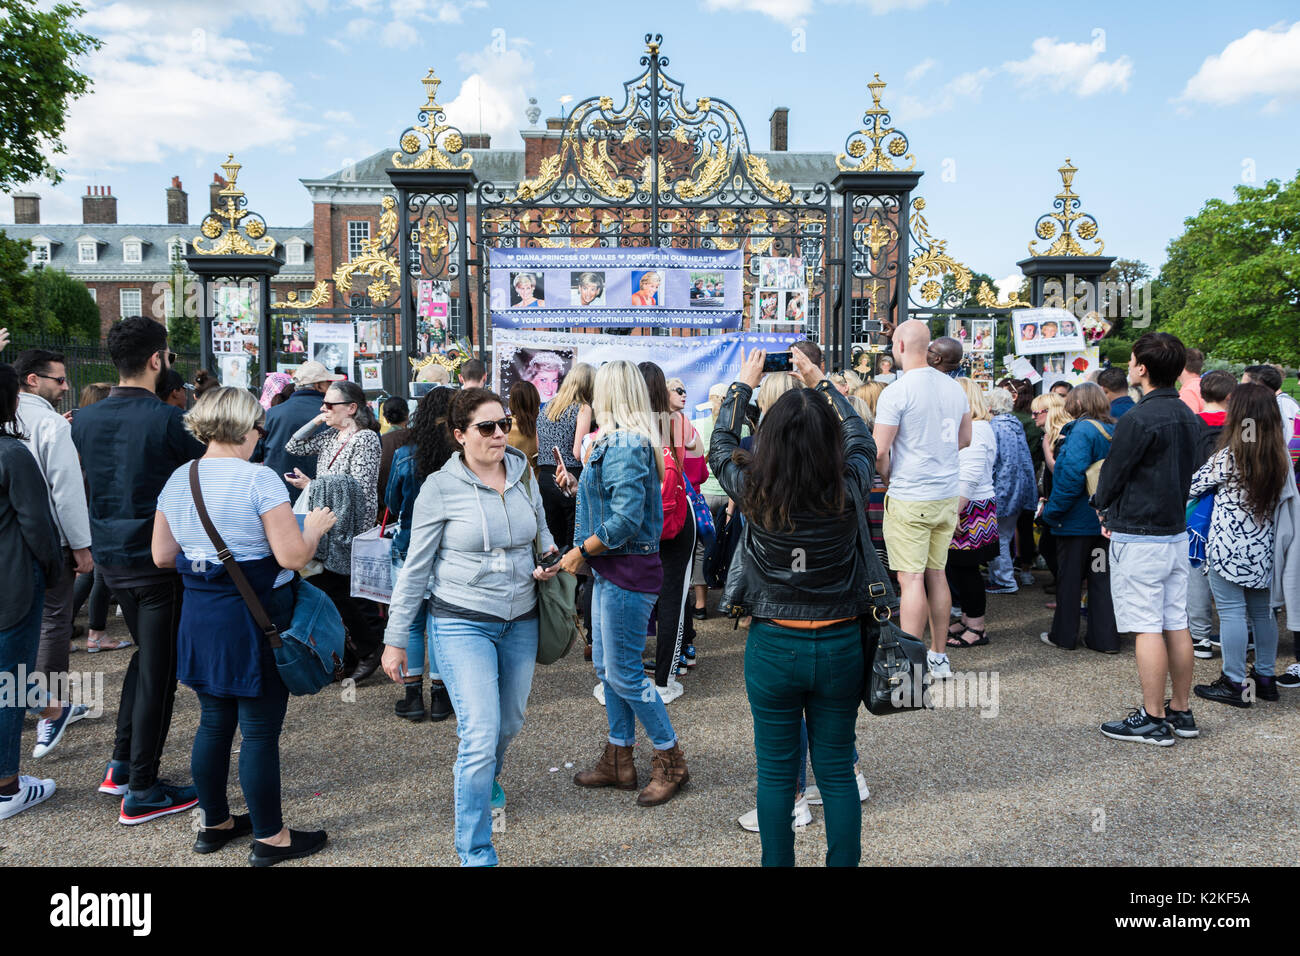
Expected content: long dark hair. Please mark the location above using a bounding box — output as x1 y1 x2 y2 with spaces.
0 365 24 439
740 387 846 533
411 387 456 480
508 380 540 441
1219 382 1290 523
329 381 379 432
637 361 676 462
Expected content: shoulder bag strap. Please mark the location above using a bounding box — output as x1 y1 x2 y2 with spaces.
1088 419 1112 442
188 460 282 649
844 475 892 615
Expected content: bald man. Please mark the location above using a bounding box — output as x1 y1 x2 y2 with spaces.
872 320 972 680
927 336 964 377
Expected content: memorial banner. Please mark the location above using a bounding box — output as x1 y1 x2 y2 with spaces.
489 247 744 330
1012 307 1086 355
493 329 801 409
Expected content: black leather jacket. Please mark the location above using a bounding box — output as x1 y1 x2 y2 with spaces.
708 378 893 622
1093 388 1202 536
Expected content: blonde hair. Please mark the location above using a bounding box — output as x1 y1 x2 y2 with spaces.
830 370 863 391
185 386 263 445
756 371 799 414
665 377 685 393
416 363 450 385
853 381 884 418
592 361 666 481
846 394 873 426
546 361 594 421
958 378 991 421
1032 392 1071 449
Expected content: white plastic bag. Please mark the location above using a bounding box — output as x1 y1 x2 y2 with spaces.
350 525 393 603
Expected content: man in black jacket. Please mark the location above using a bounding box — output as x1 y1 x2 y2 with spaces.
1093 333 1203 746
71 317 205 822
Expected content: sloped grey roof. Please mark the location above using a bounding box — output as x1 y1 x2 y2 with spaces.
2 222 314 276
308 147 525 187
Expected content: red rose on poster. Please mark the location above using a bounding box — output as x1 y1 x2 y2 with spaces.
1072 356 1090 373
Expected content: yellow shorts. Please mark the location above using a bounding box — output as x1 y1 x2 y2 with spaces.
881 495 959 573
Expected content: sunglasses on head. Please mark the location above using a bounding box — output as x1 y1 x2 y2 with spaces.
470 416 512 438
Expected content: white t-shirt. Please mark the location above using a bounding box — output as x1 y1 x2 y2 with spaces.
1278 392 1299 437
159 458 292 586
874 366 968 501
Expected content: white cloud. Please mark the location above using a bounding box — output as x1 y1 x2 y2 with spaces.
700 0 814 25
1180 21 1300 110
1003 36 1133 96
441 42 535 146
381 19 420 48
83 0 329 36
895 68 993 119
995 273 1024 301
905 58 936 84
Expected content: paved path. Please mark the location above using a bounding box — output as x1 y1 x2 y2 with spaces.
5 580 1297 866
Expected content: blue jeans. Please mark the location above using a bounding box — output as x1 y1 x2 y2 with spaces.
1 563 45 780
1207 569 1278 684
591 572 677 750
430 614 538 867
392 551 438 679
986 513 1021 590
191 662 290 839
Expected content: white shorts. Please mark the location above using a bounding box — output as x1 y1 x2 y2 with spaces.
1108 536 1189 634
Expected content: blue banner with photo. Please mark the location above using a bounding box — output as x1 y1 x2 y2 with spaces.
489 246 744 330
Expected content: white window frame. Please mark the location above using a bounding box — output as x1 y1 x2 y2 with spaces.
167 240 184 264
119 288 142 317
347 221 370 261
87 288 97 303
285 240 305 265
78 241 97 264
162 286 174 317
123 240 142 264
30 242 50 266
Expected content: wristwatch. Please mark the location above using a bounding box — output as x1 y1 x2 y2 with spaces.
578 543 593 561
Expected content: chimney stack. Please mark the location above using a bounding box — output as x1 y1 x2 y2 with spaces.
12 192 40 224
82 185 118 224
209 173 228 214
463 133 491 149
769 107 789 152
166 176 188 224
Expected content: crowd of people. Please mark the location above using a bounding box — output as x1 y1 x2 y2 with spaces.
1 314 1298 868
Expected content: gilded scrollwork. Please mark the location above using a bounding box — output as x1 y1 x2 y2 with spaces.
1027 158 1105 257
391 69 474 171
191 154 277 257
836 74 916 173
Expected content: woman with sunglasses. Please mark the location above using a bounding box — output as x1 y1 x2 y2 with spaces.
285 381 383 679
152 387 337 865
382 387 558 867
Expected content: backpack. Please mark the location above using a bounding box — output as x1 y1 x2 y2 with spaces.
1083 419 1113 497
661 445 688 540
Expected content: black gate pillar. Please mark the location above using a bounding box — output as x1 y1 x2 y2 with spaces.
832 74 922 373
387 69 478 375
185 154 283 388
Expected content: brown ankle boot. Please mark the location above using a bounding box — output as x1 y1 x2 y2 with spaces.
574 742 638 790
636 743 689 806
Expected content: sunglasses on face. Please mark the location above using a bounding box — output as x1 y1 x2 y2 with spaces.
470 417 512 438
321 400 353 408
672 388 686 397
35 373 67 385
157 349 177 365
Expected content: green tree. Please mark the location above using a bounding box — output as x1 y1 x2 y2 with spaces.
938 270 996 309
0 0 101 189
1158 172 1300 364
32 267 99 339
1100 257 1151 338
166 269 198 349
0 232 37 333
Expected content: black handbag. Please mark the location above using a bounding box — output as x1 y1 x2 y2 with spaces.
846 479 930 715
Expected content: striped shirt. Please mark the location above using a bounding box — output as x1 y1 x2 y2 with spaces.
158 458 292 586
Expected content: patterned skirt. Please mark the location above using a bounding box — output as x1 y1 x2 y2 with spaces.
949 497 999 564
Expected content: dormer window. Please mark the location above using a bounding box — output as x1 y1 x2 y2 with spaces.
30 242 50 266
78 241 97 264
168 240 184 264
123 240 142 264
285 239 305 265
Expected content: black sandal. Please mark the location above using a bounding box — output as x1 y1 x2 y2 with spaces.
946 627 989 648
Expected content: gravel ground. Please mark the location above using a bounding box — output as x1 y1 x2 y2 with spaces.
4 577 1298 867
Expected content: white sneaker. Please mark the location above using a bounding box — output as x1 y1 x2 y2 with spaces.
805 771 870 805
593 683 605 706
1016 571 1036 587
656 679 684 705
738 795 812 832
0 775 56 820
927 651 953 680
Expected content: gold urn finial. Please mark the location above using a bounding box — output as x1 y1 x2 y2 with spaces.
647 38 660 55
191 153 275 257
1028 157 1105 257
392 67 474 170
836 73 916 172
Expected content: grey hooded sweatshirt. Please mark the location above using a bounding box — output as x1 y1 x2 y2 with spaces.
384 445 555 645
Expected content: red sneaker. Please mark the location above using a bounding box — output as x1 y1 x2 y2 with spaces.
97 761 129 796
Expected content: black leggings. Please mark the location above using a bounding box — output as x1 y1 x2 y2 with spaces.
945 561 987 620
536 465 581 550
1015 510 1038 567
654 509 697 686
73 568 114 631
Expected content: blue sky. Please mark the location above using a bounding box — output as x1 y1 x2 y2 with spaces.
6 0 1299 290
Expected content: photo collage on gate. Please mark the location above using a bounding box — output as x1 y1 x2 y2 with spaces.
752 256 808 330
947 318 997 388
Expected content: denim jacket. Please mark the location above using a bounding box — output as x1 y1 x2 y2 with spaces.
575 432 662 555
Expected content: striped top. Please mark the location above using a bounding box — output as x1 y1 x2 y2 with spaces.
158 458 293 587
